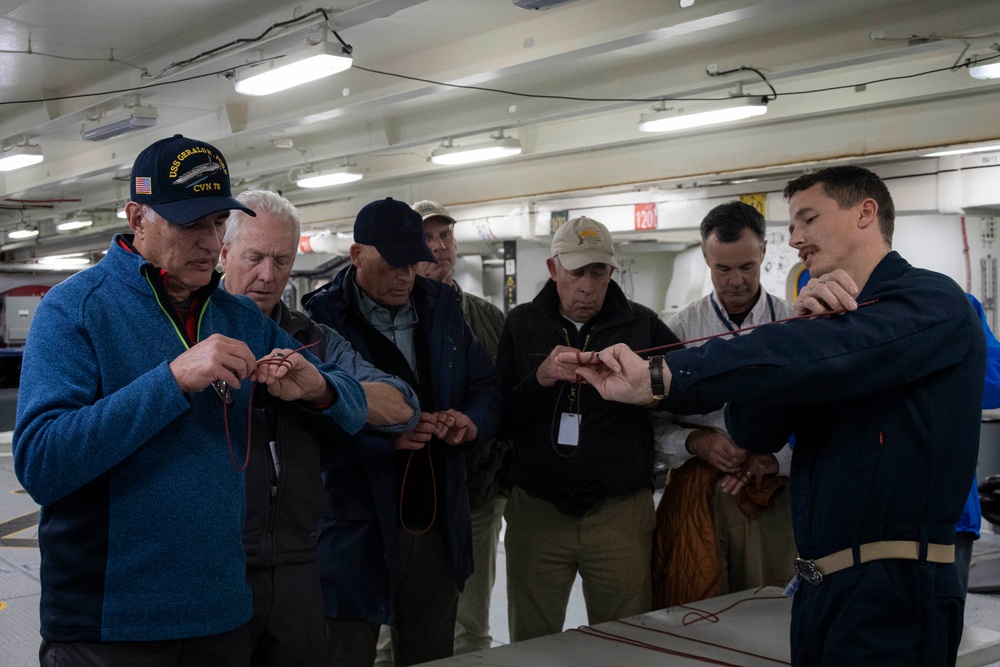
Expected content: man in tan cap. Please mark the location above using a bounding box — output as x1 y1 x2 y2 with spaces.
495 216 684 642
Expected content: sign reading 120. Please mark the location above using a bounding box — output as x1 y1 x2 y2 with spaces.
634 203 657 231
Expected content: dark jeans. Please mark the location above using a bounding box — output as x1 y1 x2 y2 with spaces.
40 624 251 667
390 526 459 666
247 562 328 667
326 618 381 667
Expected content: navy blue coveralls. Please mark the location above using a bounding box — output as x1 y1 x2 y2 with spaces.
662 252 985 666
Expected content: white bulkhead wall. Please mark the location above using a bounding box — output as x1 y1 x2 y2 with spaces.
447 157 1000 318
288 156 1000 320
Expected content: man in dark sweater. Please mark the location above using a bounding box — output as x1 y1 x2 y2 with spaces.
496 216 683 642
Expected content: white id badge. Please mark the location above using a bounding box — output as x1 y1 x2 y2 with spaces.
557 412 581 447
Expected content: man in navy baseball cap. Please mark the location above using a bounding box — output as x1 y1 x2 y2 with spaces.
353 197 436 267
15 133 369 667
130 134 255 225
124 135 255 300
300 196 500 667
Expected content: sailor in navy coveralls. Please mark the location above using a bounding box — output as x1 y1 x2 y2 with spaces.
568 166 985 667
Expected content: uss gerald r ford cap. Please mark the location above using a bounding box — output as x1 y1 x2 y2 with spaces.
354 198 436 267
130 134 255 226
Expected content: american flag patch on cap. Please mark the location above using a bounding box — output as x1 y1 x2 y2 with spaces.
135 177 151 195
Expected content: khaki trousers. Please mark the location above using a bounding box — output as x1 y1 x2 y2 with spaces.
713 485 796 594
504 486 655 643
454 493 507 654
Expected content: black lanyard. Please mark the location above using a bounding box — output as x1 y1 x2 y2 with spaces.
710 292 776 335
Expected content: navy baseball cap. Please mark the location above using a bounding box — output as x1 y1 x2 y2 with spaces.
354 198 436 267
130 134 255 226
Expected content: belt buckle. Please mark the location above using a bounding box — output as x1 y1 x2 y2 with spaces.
795 557 824 586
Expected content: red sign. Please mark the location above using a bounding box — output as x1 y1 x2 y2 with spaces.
634 203 657 231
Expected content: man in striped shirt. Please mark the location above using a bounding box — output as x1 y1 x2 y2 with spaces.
651 201 796 604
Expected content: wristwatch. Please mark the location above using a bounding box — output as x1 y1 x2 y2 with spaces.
649 355 666 401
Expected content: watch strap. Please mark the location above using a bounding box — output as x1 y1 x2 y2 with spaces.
649 354 666 400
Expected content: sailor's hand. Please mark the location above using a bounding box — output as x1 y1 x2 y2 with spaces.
559 344 665 406
795 269 858 317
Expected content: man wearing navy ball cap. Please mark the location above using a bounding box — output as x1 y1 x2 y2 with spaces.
14 135 368 666
304 197 501 666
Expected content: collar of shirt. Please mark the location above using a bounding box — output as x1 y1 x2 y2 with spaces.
709 289 774 331
351 276 420 372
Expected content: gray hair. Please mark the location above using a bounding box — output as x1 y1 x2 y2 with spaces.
225 190 301 246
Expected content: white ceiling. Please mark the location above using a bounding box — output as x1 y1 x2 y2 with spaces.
0 0 999 261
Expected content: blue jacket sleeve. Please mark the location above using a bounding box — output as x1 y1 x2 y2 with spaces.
273 326 367 437
318 322 420 433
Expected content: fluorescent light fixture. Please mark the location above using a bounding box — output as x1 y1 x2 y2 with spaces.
81 106 158 141
638 98 768 133
57 219 93 232
235 41 353 96
969 60 1000 80
923 143 1000 157
430 136 522 166
295 166 364 188
8 227 39 239
38 254 91 268
0 144 44 172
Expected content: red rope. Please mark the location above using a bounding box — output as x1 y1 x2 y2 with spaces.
633 299 878 356
568 626 747 666
615 608 790 664
222 341 321 471
399 447 438 535
544 299 877 463
566 593 791 665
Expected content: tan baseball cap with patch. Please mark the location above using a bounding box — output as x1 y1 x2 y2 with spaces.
550 216 618 270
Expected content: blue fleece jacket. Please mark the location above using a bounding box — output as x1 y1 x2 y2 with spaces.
13 235 366 642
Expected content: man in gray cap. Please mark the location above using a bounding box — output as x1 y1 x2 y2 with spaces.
303 197 501 666
410 199 509 655
14 135 367 666
495 216 683 642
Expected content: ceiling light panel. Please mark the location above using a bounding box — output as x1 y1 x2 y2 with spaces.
81 106 158 141
638 98 768 133
296 166 364 188
8 228 39 239
0 144 44 172
431 137 523 166
235 41 353 96
56 219 94 231
969 60 1000 80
